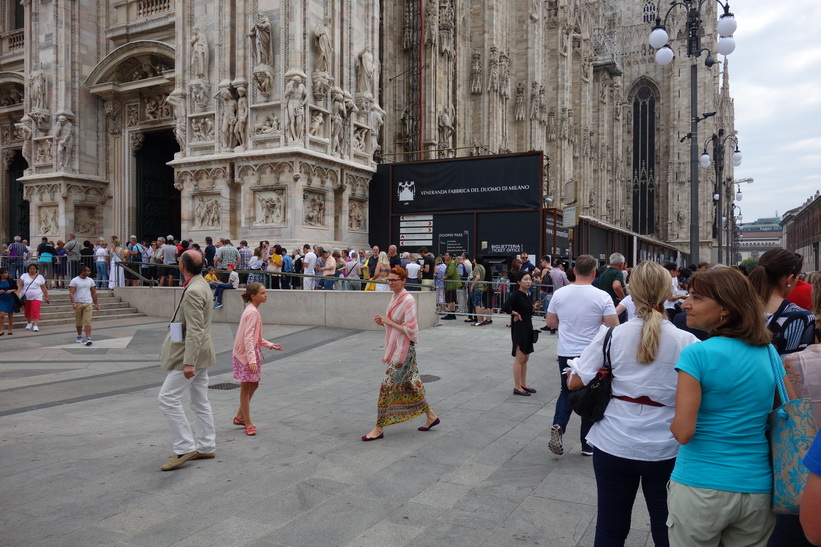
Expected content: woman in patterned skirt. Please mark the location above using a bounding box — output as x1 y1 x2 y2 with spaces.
231 282 283 436
362 267 440 441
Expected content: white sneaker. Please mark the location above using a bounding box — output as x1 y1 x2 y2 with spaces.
25 323 32 330
76 336 83 343
32 326 39 332
85 339 92 346
548 424 564 456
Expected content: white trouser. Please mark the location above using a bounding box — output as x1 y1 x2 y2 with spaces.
303 275 314 290
158 368 216 455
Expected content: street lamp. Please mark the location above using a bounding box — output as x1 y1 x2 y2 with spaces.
701 128 741 263
732 204 743 263
648 0 738 263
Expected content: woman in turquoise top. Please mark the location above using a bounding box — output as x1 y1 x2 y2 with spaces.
669 267 794 547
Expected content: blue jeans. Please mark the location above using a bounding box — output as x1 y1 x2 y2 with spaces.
10 259 24 280
553 355 594 451
95 261 109 288
592 448 675 547
323 277 335 290
213 283 234 304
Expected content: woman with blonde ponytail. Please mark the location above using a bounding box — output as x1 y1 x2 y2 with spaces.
567 261 699 547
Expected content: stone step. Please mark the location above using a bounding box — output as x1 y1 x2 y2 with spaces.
32 302 133 313
11 312 147 330
12 306 144 325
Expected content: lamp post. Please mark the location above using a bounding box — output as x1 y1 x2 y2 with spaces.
648 1 738 263
732 204 743 263
700 128 741 263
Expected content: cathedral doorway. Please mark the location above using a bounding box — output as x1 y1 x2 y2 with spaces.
135 130 180 241
8 151 29 241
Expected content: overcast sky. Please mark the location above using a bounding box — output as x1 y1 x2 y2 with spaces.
728 0 821 223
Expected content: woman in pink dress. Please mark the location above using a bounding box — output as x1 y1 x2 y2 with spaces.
232 282 283 436
362 267 440 441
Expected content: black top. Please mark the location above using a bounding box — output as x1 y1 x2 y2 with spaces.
422 254 435 280
389 254 402 269
501 289 535 356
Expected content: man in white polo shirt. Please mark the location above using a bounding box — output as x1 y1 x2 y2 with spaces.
69 265 100 346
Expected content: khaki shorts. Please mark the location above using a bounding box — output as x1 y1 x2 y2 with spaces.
421 279 434 291
667 480 774 547
74 303 93 327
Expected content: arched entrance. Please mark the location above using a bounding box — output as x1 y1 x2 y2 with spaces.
9 151 29 241
135 130 179 240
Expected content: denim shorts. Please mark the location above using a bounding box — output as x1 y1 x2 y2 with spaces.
470 290 484 307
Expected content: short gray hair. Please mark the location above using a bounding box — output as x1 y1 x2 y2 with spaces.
609 252 626 266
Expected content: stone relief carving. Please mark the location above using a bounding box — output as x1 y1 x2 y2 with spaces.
190 27 210 80
40 206 58 235
54 113 74 169
30 65 47 111
515 83 526 121
424 0 438 46
439 0 455 60
303 191 326 227
74 206 98 235
191 117 215 142
348 199 365 231
254 113 280 135
0 85 23 106
499 51 511 100
35 139 53 163
403 2 414 51
470 49 482 94
438 104 455 148
129 59 170 82
130 132 145 153
249 14 273 67
14 115 33 167
144 94 171 120
256 190 286 225
126 104 139 127
312 71 334 101
547 109 557 141
253 66 274 99
29 111 50 134
190 80 210 112
3 150 15 169
353 127 368 153
233 78 248 148
104 100 122 134
314 18 333 73
357 48 375 96
165 89 186 154
195 196 221 228
487 46 499 94
308 112 325 137
216 80 238 149
284 71 308 143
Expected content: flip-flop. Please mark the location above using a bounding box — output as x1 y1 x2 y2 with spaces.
245 425 256 436
232 417 246 426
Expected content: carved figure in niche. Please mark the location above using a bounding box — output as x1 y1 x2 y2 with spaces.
216 83 237 149
30 65 46 110
314 18 333 73
308 112 324 137
1 88 22 106
349 200 364 231
249 14 273 67
330 89 345 155
105 101 122 134
529 82 539 120
539 87 547 123
499 51 511 100
439 1 455 60
514 83 526 121
36 140 53 163
284 74 307 143
357 48 375 95
424 0 438 46
14 115 33 167
258 192 284 224
547 110 557 141
40 208 57 235
304 194 325 226
74 207 97 234
190 27 209 80
369 103 385 155
531 0 541 19
190 81 210 112
54 114 74 169
401 107 412 139
559 107 568 140
437 104 455 148
254 113 280 135
191 117 212 142
165 89 187 153
588 189 596 209
130 132 145 153
253 67 274 98
126 104 139 127
487 47 499 94
312 71 334 100
342 92 358 156
144 95 162 120
470 49 482 94
354 127 368 152
3 150 15 169
195 197 221 228
233 82 248 148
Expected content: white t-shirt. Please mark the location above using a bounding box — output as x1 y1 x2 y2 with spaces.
70 275 96 303
620 294 637 320
547 283 618 356
568 320 699 460
19 273 46 301
95 247 108 262
663 276 679 310
406 262 421 280
303 251 317 275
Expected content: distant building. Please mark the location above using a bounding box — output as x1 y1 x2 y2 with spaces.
736 217 782 264
781 191 821 272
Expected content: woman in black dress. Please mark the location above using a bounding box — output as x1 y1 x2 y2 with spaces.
502 271 541 396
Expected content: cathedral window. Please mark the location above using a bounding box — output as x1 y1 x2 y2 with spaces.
631 83 658 235
642 0 657 23
14 0 24 29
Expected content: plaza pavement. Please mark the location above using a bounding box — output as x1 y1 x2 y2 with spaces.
0 312 655 547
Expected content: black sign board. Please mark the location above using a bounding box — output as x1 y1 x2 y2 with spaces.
391 154 541 213
392 213 472 256
477 212 540 257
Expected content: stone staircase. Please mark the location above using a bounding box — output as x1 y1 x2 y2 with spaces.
11 289 145 328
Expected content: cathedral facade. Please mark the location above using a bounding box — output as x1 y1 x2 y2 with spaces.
0 0 734 261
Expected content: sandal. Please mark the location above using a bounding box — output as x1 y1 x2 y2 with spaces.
245 425 256 436
232 417 246 426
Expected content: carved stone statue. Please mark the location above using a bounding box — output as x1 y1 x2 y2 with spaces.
424 0 438 46
254 113 280 135
30 65 47 110
190 27 209 80
357 48 375 95
165 89 187 153
499 51 511 100
369 103 385 155
304 193 325 226
15 115 33 167
130 132 145 153
539 86 547 123
348 200 364 231
354 127 368 152
487 47 499 94
312 71 334 100
330 89 345 155
438 104 455 148
253 67 274 99
308 112 324 137
439 1 455 60
470 49 482 95
233 80 248 148
104 100 122 134
249 14 273 67
190 80 210 112
284 73 307 143
342 91 358 155
216 82 237 149
530 82 539 120
195 197 221 228
258 192 284 224
54 114 74 169
314 18 333 73
515 83 526 121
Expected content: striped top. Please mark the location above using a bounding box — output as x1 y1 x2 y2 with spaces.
382 289 419 364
